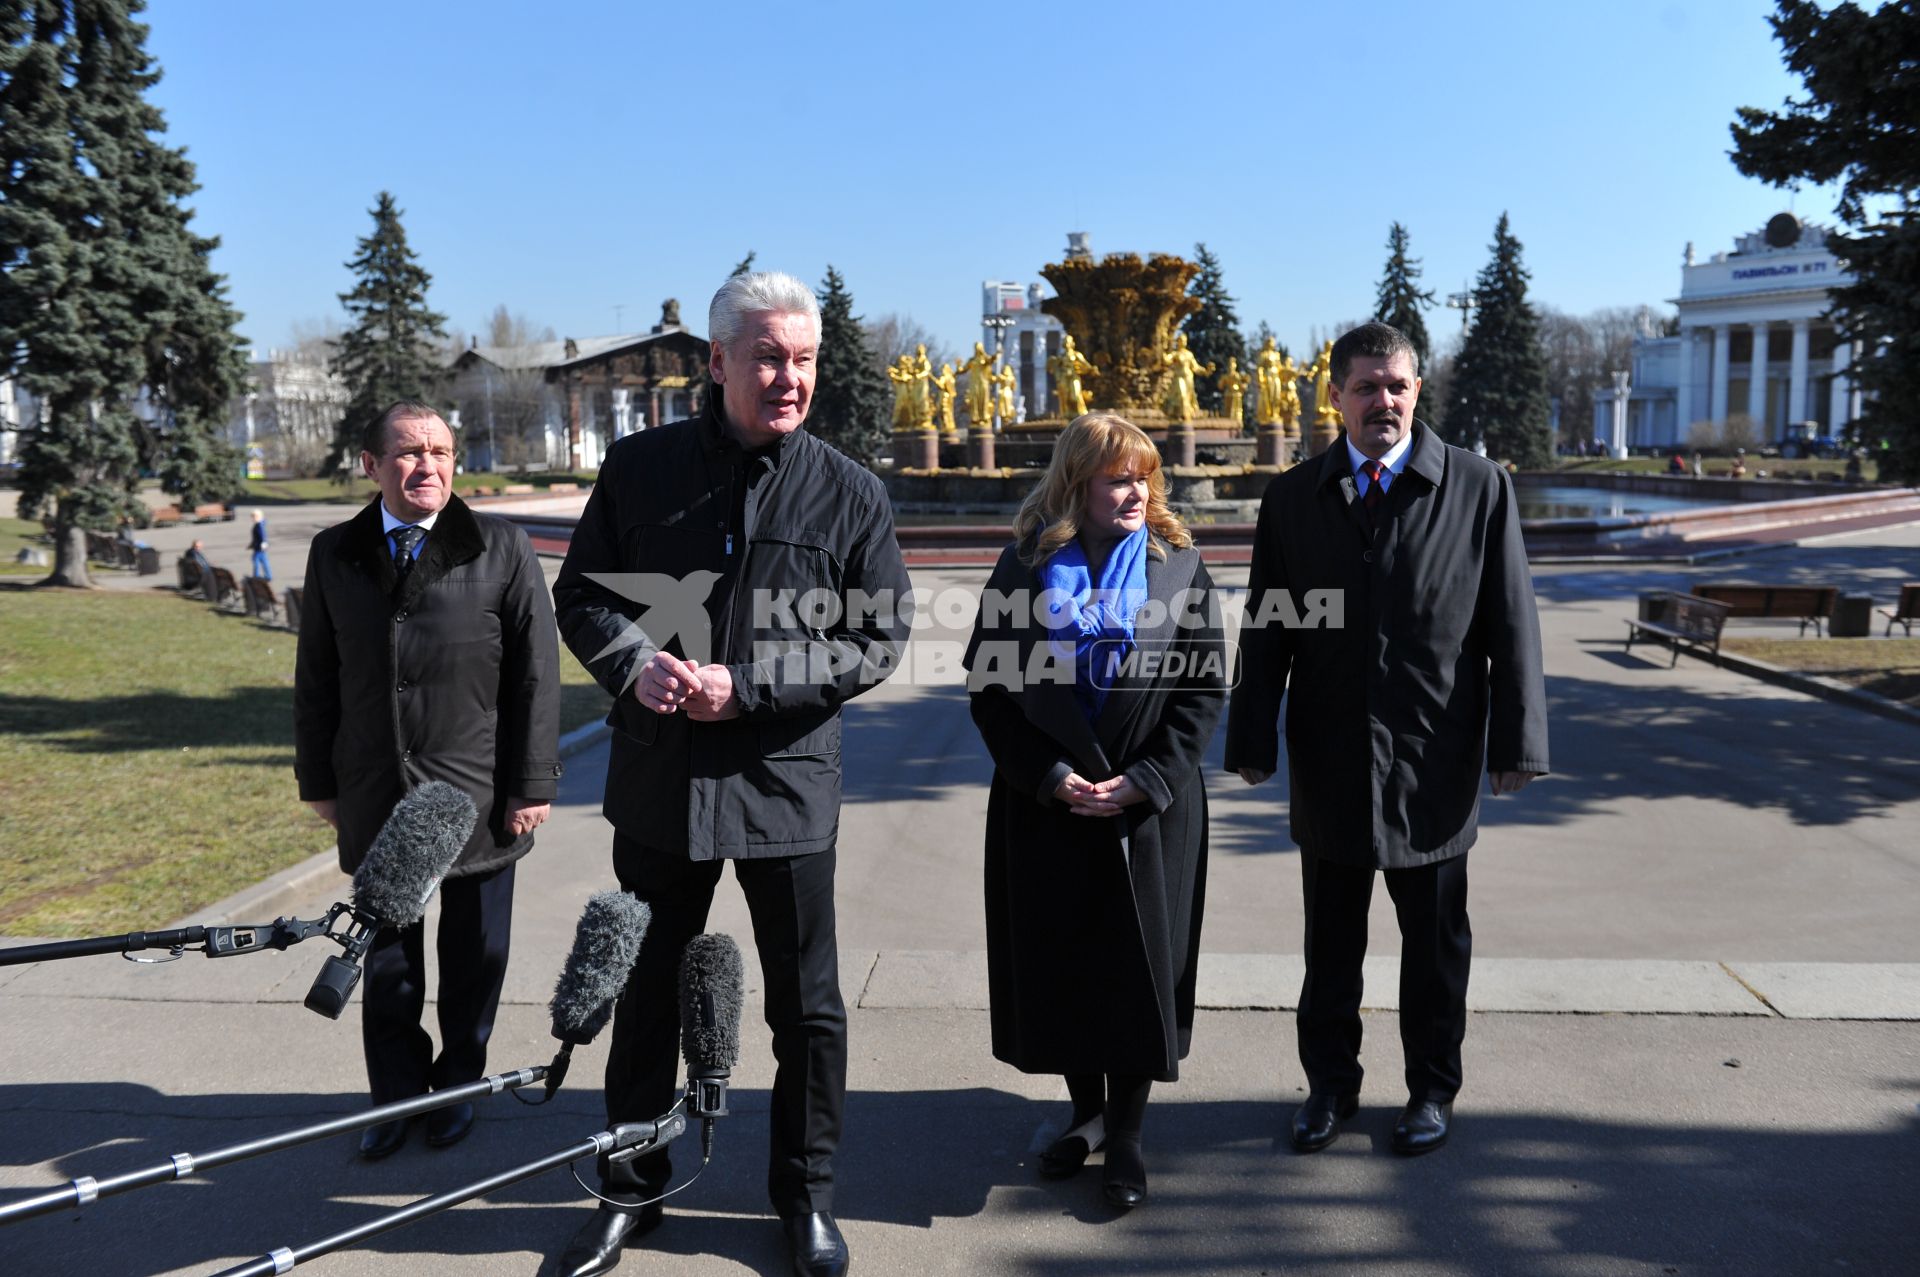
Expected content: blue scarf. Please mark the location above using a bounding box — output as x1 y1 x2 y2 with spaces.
1040 527 1150 721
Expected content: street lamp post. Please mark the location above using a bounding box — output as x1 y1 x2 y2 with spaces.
981 312 1016 431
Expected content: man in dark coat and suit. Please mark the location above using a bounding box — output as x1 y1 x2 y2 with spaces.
294 400 561 1160
1225 322 1548 1156
549 271 910 1277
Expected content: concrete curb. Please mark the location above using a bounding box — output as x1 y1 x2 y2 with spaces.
171 717 617 929
1715 648 1920 730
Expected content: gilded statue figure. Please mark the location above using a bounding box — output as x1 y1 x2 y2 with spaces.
1047 334 1097 418
888 344 934 431
959 341 997 431
994 363 1018 424
1308 339 1342 429
1253 336 1292 426
1158 332 1215 424
932 362 959 437
1217 355 1252 424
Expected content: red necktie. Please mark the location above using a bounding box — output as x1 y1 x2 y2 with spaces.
1361 460 1386 513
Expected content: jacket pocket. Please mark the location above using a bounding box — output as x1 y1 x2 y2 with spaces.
610 698 660 747
760 712 840 758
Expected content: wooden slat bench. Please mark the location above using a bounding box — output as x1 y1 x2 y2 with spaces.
208 566 244 611
242 575 281 625
1691 583 1839 637
1627 591 1732 666
1881 583 1920 638
285 587 304 633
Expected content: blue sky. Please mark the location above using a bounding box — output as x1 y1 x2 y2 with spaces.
143 0 1837 359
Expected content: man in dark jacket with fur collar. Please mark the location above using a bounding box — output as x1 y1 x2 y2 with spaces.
294 400 561 1160
551 271 909 1277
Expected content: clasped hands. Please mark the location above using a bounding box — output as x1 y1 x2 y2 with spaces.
635 649 740 721
1054 770 1145 817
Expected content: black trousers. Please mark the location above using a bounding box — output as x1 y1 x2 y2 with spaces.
1297 851 1470 1103
361 862 516 1106
601 834 845 1218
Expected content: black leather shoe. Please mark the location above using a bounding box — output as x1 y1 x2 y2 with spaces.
782 1210 849 1277
1391 1099 1453 1155
1037 1130 1103 1179
557 1203 663 1277
1290 1091 1360 1153
1102 1140 1147 1209
357 1119 408 1161
425 1101 475 1148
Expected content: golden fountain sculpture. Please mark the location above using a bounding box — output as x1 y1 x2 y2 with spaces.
1040 250 1201 412
1158 333 1215 425
1047 334 1097 418
1217 355 1251 424
958 342 997 433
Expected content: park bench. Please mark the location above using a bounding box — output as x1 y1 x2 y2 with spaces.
1627 591 1732 666
1881 583 1920 638
546 482 580 494
1691 583 1839 637
191 503 232 523
501 483 536 495
177 555 203 593
241 575 281 625
285 587 304 633
150 505 183 527
207 566 244 611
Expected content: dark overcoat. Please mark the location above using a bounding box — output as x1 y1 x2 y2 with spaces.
294 495 562 877
1224 422 1549 870
965 535 1226 1081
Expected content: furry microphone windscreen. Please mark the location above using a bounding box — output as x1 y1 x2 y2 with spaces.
351 781 477 926
678 933 745 1074
549 891 651 1045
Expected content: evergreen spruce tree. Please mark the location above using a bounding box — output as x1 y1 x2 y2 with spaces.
1 0 250 587
1732 0 1920 482
328 192 447 474
1444 214 1553 466
1180 243 1244 413
808 266 889 464
1373 222 1436 372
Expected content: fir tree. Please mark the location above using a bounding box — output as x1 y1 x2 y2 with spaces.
1373 222 1436 372
808 266 889 464
328 192 447 474
1444 214 1553 466
1181 243 1244 413
1 0 250 587
1732 0 1920 482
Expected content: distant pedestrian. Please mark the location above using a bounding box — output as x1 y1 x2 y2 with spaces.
248 508 271 581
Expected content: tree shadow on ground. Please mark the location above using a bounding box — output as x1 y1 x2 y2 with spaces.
0 686 296 761
0 1081 1909 1275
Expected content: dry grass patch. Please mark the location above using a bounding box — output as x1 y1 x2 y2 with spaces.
1719 636 1920 707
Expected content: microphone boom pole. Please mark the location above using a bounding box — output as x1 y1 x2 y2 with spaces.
0 1066 547 1228
207 1114 689 1277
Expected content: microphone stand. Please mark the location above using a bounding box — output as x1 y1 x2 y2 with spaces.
206 1106 691 1277
0 1065 550 1228
0 906 358 968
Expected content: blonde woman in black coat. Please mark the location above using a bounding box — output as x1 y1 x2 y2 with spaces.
964 413 1226 1209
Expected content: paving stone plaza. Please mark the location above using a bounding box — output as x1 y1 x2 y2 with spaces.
1 500 1916 1275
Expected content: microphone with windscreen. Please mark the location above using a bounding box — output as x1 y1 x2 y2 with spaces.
537 891 651 1101
304 782 477 1018
678 933 744 1158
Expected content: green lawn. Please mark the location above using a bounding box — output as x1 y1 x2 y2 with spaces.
0 587 609 937
1720 636 1920 707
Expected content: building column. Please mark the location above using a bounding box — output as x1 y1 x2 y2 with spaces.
1788 319 1811 427
1711 324 1732 423
1829 340 1853 430
1608 371 1630 459
1746 321 1771 428
1676 325 1695 435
